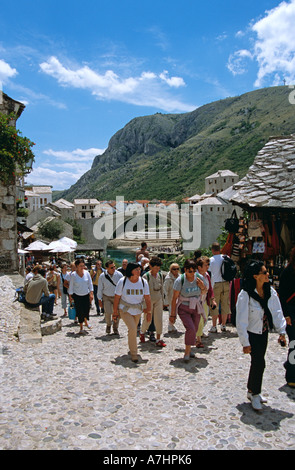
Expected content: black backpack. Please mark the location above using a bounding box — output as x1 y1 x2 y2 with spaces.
221 255 237 281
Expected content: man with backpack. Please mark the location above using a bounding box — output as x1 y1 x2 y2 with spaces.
97 260 123 335
208 242 236 333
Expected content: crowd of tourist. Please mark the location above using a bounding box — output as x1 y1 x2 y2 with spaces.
21 241 295 410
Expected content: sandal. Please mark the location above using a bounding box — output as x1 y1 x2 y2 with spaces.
196 341 204 348
156 339 166 347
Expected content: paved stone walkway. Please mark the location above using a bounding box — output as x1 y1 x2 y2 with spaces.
1 275 295 451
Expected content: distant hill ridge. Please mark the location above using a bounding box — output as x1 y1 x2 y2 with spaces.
57 86 295 202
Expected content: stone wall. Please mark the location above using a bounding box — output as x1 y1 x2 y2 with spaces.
0 93 25 273
0 182 18 271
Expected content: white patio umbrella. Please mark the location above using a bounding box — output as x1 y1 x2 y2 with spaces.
26 240 49 251
47 240 74 253
58 237 77 249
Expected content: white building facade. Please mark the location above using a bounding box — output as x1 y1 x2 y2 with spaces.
25 186 52 212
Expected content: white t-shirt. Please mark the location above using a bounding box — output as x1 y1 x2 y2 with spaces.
115 277 150 315
209 254 224 286
68 271 93 296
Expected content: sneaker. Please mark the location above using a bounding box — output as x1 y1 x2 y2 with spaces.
184 355 190 363
140 333 145 343
251 394 263 411
247 392 267 403
209 326 217 333
221 324 227 332
156 339 166 347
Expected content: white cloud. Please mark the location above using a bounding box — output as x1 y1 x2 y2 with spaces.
159 70 185 88
227 49 254 76
25 167 79 190
26 147 106 190
228 0 295 86
0 59 17 86
252 0 295 86
43 147 105 162
39 56 194 112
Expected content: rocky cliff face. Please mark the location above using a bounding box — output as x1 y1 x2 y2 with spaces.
58 86 295 201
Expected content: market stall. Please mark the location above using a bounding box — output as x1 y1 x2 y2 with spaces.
222 134 295 291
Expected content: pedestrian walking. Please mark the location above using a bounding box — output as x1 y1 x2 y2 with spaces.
90 259 104 315
163 263 180 333
170 259 207 363
195 256 216 347
208 242 230 333
68 259 94 334
141 257 166 348
236 259 287 411
97 260 123 335
60 263 69 317
113 263 151 363
46 265 59 305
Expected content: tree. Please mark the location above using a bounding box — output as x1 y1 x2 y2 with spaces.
0 112 35 185
38 219 64 240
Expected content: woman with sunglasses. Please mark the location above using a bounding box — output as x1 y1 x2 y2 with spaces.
236 259 286 411
163 263 181 333
170 259 208 363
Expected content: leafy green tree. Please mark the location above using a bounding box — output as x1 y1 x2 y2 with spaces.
38 219 64 240
0 113 35 185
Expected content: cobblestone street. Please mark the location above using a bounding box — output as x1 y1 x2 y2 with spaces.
1 275 295 451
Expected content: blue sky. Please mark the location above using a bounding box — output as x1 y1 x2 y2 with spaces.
1 0 295 191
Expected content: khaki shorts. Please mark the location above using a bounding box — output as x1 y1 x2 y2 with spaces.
210 281 230 316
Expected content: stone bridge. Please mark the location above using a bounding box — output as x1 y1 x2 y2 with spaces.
76 205 202 255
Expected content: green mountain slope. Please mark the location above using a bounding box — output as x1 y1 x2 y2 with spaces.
58 86 295 202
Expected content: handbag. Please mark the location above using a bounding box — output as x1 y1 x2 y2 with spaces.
68 303 76 320
221 233 234 256
225 210 239 233
248 213 264 238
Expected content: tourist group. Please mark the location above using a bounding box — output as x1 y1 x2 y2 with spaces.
21 240 295 412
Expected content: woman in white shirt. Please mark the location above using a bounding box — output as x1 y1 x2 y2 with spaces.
236 260 286 411
113 263 151 363
68 259 94 334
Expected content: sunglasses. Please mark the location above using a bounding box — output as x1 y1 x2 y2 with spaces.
172 267 180 270
259 270 269 275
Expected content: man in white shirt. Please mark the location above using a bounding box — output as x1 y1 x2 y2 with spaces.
97 260 123 335
209 242 230 333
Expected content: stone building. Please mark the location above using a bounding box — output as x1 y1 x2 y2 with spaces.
188 169 241 249
25 185 52 212
74 199 100 219
0 93 26 273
